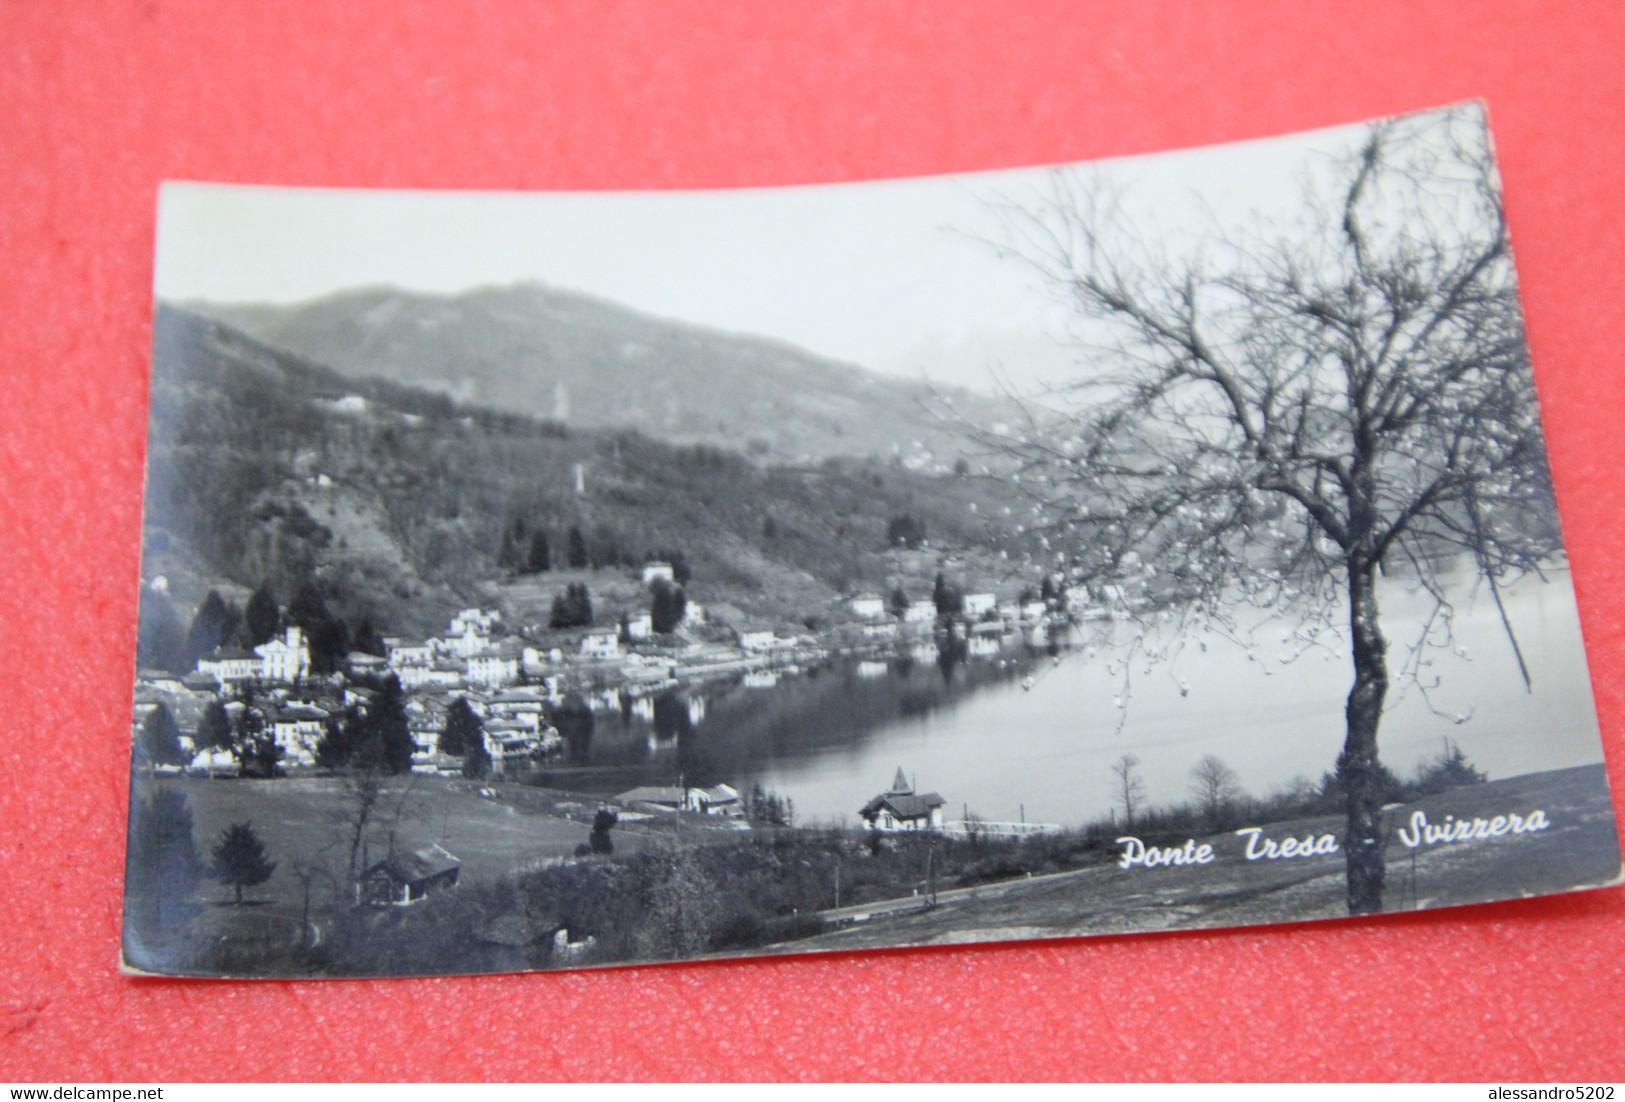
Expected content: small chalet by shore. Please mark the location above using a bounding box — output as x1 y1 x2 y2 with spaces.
860 768 946 832
357 843 461 907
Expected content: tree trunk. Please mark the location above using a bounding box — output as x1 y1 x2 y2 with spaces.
1338 558 1389 915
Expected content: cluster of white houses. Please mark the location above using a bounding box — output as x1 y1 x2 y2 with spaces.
138 608 585 774
845 588 1078 627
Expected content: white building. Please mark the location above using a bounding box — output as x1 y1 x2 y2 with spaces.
386 639 434 667
488 689 546 730
641 562 676 585
738 631 776 652
197 648 261 683
466 648 520 688
397 662 466 689
849 595 886 619
448 623 491 659
450 608 501 634
903 600 937 624
580 630 621 660
483 719 543 775
686 784 743 816
963 593 997 617
269 704 328 763
626 613 654 641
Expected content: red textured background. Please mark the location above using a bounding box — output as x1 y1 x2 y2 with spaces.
3 0 1624 1082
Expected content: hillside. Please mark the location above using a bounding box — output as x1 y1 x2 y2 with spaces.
185 283 1015 467
140 305 1038 637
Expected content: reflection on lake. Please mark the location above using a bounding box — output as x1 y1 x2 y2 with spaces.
553 564 1605 829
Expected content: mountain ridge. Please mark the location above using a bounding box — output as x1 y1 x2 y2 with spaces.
180 282 1013 467
140 304 1035 640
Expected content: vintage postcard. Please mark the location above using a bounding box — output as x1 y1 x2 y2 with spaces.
124 103 1621 977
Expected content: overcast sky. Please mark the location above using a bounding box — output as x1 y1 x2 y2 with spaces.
155 115 1386 392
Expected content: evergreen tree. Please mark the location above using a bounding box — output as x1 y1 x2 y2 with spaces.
136 703 187 770
209 821 276 906
194 700 233 756
288 581 328 632
288 582 348 674
314 713 354 771
527 529 552 573
567 525 588 569
238 737 284 779
498 516 529 572
364 674 415 775
136 588 187 674
127 788 205 926
244 582 280 647
311 618 351 675
462 731 491 779
232 705 284 779
183 590 241 670
589 807 617 854
352 617 385 658
440 696 482 758
932 572 962 617
886 514 926 550
549 582 594 629
1410 739 1489 796
889 584 909 618
650 578 687 634
747 783 794 827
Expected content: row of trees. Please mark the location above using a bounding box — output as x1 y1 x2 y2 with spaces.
548 577 690 635
1108 740 1489 835
497 513 696 583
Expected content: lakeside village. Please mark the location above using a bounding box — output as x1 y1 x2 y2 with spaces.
132 556 1114 829
128 556 1532 969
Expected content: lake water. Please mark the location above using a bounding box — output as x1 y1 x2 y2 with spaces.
568 563 1606 829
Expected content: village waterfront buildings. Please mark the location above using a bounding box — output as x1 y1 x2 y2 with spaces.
136 552 1094 790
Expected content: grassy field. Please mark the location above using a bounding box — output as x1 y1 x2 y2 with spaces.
129 772 615 917
783 763 1622 954
123 763 1620 976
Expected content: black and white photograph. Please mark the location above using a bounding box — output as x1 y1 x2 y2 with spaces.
123 102 1621 978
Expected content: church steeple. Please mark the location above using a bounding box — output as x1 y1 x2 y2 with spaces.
889 766 912 795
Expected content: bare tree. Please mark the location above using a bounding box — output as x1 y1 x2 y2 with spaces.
1111 752 1146 829
336 760 424 887
1189 755 1243 827
980 105 1558 914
